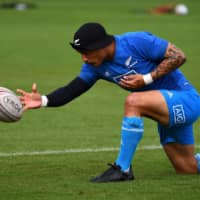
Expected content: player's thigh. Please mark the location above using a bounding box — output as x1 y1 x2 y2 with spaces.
125 90 169 125
160 89 200 127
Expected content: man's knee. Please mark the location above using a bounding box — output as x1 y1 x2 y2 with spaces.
125 93 141 109
124 93 143 116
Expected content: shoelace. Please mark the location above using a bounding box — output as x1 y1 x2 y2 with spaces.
107 163 121 170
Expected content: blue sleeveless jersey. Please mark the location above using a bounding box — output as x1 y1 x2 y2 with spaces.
79 32 193 91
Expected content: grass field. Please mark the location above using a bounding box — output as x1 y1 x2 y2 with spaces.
0 0 200 199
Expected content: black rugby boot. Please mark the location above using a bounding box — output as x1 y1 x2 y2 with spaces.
90 163 134 183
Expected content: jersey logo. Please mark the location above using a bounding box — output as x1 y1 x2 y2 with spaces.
125 56 132 67
166 91 173 98
113 69 138 83
125 56 138 68
173 104 186 124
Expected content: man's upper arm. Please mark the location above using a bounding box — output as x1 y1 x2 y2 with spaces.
130 32 168 62
151 42 186 80
79 63 99 85
164 42 186 61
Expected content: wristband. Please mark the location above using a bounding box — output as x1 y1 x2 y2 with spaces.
41 95 48 107
143 73 153 85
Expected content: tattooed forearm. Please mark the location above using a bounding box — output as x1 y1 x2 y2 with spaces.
151 43 186 80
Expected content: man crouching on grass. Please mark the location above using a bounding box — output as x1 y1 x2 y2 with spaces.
17 22 200 182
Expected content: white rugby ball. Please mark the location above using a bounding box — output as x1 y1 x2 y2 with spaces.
0 87 23 122
175 4 188 15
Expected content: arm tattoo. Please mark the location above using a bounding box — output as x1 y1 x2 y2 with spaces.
151 43 186 80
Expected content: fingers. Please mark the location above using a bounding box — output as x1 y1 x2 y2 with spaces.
122 76 130 81
119 78 133 87
32 83 37 93
17 96 28 112
20 97 34 112
16 83 39 112
119 82 131 88
122 75 135 81
16 89 27 96
18 95 24 102
119 81 130 89
119 75 141 88
18 96 27 108
22 105 29 112
16 83 38 95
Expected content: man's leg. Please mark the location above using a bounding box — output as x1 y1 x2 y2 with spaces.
90 89 200 182
163 143 198 173
157 89 200 174
158 123 199 174
115 91 169 171
115 116 144 171
124 90 169 124
91 91 170 182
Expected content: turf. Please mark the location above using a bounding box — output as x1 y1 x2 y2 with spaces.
0 0 200 199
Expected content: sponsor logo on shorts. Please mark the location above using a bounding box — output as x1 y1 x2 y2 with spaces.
173 104 186 124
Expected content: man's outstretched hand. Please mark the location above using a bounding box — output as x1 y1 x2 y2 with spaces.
17 83 42 111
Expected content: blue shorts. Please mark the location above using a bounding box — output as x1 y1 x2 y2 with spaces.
158 89 200 145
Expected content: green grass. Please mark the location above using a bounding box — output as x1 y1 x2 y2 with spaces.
0 151 200 200
0 0 200 199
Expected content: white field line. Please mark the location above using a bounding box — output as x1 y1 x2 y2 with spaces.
0 145 200 157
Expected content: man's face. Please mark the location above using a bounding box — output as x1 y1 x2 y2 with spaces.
80 48 107 67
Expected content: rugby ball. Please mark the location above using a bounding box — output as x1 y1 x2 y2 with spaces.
175 4 188 15
0 87 23 122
